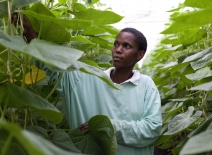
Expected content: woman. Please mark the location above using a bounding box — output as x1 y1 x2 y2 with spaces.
13 13 162 155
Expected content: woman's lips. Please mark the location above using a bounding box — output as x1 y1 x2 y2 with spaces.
113 56 123 61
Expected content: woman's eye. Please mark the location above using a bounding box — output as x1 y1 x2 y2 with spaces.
125 44 130 49
114 42 119 47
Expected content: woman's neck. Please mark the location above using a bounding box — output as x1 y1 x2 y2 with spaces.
110 67 134 84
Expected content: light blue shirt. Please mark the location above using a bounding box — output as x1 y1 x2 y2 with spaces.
57 68 162 155
35 61 162 155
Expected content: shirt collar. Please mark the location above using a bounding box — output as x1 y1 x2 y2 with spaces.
104 67 141 85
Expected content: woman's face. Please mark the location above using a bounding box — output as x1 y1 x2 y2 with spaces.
112 31 144 69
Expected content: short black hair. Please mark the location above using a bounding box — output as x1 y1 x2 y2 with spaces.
120 28 147 52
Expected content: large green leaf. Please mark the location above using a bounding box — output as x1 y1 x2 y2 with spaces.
173 8 212 26
23 10 92 30
40 20 71 43
27 126 49 140
72 8 124 25
178 29 207 46
0 83 63 124
163 102 183 123
0 129 28 155
184 0 212 8
51 61 118 90
183 46 212 63
164 106 202 135
180 130 212 155
155 45 182 60
190 52 212 70
0 120 81 155
161 21 199 34
0 32 83 70
69 115 117 155
49 130 81 153
190 81 212 91
27 126 81 153
186 67 212 81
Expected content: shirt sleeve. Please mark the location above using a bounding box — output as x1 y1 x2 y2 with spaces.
34 60 62 90
110 79 162 148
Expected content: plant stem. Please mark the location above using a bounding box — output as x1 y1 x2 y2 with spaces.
0 48 8 55
24 109 28 129
38 21 43 39
33 68 39 88
21 55 28 88
29 65 34 87
46 73 63 100
1 97 9 120
1 134 13 155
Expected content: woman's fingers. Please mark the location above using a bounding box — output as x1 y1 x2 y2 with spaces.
78 122 88 133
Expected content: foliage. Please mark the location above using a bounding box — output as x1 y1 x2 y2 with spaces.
0 0 123 154
142 0 212 154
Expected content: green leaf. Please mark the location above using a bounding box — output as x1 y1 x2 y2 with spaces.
40 20 71 43
23 10 92 30
82 25 107 35
153 135 172 146
194 76 212 86
49 130 81 153
69 115 117 155
90 36 111 49
0 120 81 155
190 52 212 70
161 36 180 46
161 21 199 34
163 102 183 123
173 8 212 26
183 46 212 63
155 45 182 60
164 106 202 135
188 115 212 138
27 126 49 140
100 25 119 36
72 3 87 11
162 62 178 69
0 32 83 70
0 1 8 17
180 130 212 155
81 60 100 68
72 8 124 25
69 36 96 51
184 0 212 8
180 64 194 84
98 54 112 63
178 29 207 46
13 0 39 8
169 98 193 102
50 61 118 90
0 83 63 124
0 129 27 155
186 67 212 81
190 81 212 91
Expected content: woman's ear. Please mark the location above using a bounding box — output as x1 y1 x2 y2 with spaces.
137 51 145 61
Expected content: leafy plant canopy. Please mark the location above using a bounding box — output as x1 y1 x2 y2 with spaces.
142 0 212 154
0 0 123 154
